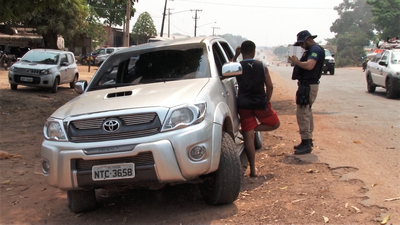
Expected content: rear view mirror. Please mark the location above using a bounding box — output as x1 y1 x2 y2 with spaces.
222 62 242 77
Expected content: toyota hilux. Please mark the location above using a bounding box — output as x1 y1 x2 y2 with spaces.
41 36 261 213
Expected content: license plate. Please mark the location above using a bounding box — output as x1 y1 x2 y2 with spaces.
92 163 135 181
21 77 33 82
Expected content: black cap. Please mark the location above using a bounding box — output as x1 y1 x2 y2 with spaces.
294 30 317 45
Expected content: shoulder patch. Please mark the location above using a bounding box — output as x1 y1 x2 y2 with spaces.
311 52 318 57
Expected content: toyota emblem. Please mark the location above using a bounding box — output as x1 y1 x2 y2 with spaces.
102 118 121 132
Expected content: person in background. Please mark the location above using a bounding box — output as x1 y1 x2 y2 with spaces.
288 30 325 155
232 40 280 177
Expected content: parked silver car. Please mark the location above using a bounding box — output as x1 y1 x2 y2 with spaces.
8 49 79 93
366 48 400 98
41 37 261 213
94 47 127 66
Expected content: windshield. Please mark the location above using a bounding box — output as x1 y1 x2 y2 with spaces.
88 46 209 91
21 51 59 65
324 49 332 57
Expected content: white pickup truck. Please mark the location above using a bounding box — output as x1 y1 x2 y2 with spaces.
365 48 400 98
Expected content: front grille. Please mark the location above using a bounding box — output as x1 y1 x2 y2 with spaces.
14 75 41 84
68 112 161 143
74 152 155 170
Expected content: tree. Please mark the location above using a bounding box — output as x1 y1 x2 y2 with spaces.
219 34 247 50
273 45 288 57
131 12 157 45
329 0 374 67
1 0 89 49
88 0 138 45
367 0 400 41
80 7 107 49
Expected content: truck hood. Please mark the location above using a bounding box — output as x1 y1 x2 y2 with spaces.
51 79 210 118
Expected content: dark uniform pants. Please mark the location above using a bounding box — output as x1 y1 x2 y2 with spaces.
296 84 319 139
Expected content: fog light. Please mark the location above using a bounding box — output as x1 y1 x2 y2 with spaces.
188 146 206 161
41 159 50 174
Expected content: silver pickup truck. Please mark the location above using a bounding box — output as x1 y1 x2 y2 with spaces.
366 48 400 98
41 36 262 213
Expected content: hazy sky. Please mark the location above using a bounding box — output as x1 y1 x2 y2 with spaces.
130 0 344 47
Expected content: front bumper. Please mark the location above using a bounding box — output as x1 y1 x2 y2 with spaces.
41 120 224 190
8 72 56 88
322 62 335 71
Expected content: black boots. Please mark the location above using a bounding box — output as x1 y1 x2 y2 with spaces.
294 139 313 155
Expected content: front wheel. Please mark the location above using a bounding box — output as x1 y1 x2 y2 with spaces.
366 74 376 93
10 84 17 90
254 131 262 150
67 189 97 213
199 132 241 205
51 77 59 93
329 67 335 75
386 78 397 99
70 74 78 89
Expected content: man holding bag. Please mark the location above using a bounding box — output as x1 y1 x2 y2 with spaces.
288 30 325 155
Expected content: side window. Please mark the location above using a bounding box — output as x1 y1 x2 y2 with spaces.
66 54 74 64
381 51 389 61
106 49 114 54
212 43 228 77
60 54 68 64
219 42 234 61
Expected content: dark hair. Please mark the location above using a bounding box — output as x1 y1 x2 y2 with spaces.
241 40 256 54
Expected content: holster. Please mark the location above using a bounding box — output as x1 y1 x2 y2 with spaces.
296 82 310 106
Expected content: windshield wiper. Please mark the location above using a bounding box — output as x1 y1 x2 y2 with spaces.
154 77 181 82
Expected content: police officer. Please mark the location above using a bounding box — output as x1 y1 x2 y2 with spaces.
288 30 325 155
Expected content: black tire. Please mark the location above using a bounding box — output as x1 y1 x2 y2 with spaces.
329 68 335 75
199 132 241 205
254 131 262 150
67 189 97 213
51 77 59 93
70 74 78 89
366 74 376 93
10 84 17 90
386 78 397 99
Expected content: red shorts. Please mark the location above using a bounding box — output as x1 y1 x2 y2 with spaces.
238 102 280 132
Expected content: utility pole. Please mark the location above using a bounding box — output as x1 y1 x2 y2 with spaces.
211 27 220 36
167 8 174 38
160 0 172 37
124 0 131 47
191 9 202 37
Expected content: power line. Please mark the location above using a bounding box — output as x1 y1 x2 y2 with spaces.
174 0 373 10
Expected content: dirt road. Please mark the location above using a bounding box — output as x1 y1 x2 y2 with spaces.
0 65 397 224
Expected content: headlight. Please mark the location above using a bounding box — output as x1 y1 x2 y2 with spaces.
328 59 335 63
39 69 51 75
11 67 18 72
43 119 67 141
162 102 206 132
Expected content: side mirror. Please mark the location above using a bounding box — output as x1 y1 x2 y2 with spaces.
331 54 335 57
74 80 87 94
222 62 242 77
61 62 69 66
378 61 387 66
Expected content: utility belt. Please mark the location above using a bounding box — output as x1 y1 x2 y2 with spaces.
297 80 319 86
296 80 318 106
